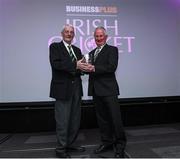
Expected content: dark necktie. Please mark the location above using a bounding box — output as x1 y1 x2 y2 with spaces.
68 45 75 62
94 47 101 61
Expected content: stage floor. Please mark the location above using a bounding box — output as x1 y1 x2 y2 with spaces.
1 123 180 158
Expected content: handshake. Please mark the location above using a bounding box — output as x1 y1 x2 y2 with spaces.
76 55 95 72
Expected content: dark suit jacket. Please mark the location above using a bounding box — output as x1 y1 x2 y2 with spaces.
88 44 120 96
49 41 83 100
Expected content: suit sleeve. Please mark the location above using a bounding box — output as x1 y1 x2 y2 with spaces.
49 43 76 73
93 47 118 75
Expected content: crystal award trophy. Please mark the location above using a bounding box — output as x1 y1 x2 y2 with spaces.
83 53 92 64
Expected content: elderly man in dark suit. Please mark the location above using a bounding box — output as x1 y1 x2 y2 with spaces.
49 24 86 158
82 26 127 158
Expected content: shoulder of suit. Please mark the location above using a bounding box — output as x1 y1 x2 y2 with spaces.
106 44 117 49
49 42 61 47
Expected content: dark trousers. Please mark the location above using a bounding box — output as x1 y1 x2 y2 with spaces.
93 95 126 150
55 79 81 151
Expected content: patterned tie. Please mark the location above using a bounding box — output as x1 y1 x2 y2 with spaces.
68 45 75 62
94 47 101 62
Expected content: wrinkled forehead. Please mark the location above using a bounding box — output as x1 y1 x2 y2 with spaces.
94 29 106 36
64 26 74 32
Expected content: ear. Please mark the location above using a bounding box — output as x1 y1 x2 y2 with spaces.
61 32 63 37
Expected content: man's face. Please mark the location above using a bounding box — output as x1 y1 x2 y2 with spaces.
61 26 74 44
94 29 107 47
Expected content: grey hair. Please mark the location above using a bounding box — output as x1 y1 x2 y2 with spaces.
61 24 74 33
94 26 107 36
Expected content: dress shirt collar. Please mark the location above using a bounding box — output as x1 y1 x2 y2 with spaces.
96 43 106 52
63 40 72 49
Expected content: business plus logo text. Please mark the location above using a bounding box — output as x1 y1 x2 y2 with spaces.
66 6 117 13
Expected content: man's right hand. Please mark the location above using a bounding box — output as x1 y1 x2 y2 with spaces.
77 59 95 72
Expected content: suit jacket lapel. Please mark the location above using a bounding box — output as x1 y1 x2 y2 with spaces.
94 44 108 63
59 41 72 60
71 45 79 60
